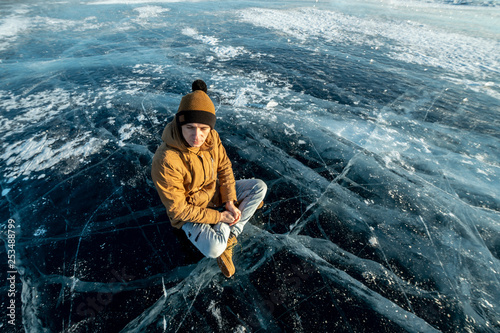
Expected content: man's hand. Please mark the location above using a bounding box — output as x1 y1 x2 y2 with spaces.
220 211 235 224
220 201 241 226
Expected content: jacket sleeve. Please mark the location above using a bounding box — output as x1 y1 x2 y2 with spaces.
151 154 220 227
214 132 237 204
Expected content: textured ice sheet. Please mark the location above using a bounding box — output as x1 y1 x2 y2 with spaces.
0 0 499 332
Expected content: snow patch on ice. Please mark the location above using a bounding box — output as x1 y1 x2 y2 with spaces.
118 123 143 146
208 300 224 330
442 77 500 100
0 88 90 136
0 16 31 52
1 133 108 180
211 45 247 61
132 63 171 75
134 6 170 19
33 226 47 237
266 100 278 109
39 16 103 32
369 236 379 247
210 73 292 114
239 7 499 78
182 27 219 45
284 123 297 136
182 27 247 61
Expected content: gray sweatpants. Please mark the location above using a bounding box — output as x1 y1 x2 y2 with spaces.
181 179 267 258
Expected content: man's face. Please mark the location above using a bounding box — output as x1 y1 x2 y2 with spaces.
181 123 211 147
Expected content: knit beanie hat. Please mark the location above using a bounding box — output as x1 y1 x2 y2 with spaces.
176 80 216 129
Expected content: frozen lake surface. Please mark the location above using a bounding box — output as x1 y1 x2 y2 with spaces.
0 0 499 332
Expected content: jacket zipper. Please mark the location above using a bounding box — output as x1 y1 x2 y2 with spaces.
197 153 215 193
198 154 206 189
211 156 215 181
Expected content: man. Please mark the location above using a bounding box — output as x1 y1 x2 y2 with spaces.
151 80 267 278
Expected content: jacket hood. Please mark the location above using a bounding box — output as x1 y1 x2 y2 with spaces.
161 117 214 153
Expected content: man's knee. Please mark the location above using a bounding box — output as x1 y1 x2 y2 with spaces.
205 243 226 259
255 179 267 197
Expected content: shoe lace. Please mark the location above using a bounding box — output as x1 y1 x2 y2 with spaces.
226 236 241 253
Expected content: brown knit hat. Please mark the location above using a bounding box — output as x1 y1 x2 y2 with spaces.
176 82 216 129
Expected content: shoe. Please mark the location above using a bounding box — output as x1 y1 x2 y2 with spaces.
257 201 264 210
217 235 237 278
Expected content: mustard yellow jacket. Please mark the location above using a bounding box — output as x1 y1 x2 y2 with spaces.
151 119 237 229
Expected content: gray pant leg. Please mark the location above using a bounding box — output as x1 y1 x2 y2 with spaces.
181 221 231 258
181 178 267 258
230 179 267 237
